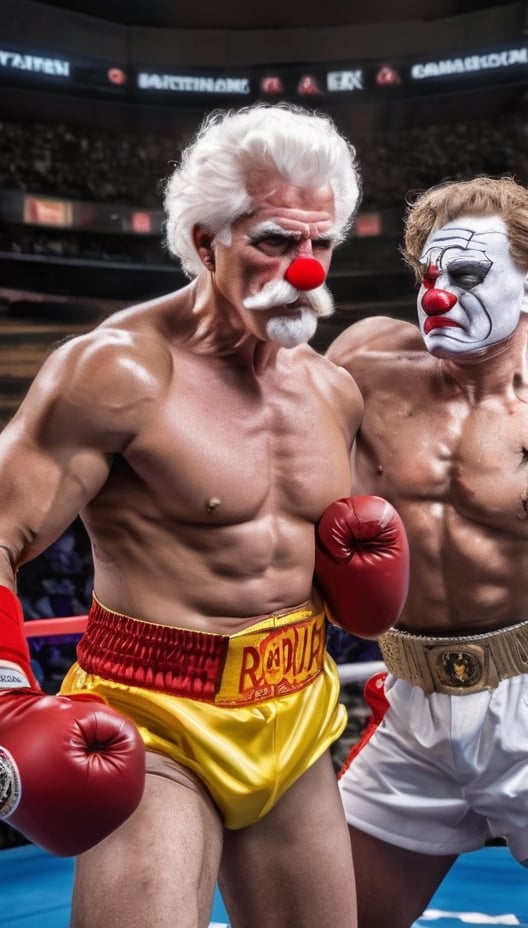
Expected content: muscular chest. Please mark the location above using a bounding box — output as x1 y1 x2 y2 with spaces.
360 392 528 527
122 367 351 524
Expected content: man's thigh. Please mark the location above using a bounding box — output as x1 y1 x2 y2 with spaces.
349 825 456 928
219 752 357 928
70 767 223 928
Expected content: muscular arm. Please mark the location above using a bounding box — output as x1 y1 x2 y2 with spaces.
326 317 423 488
0 325 163 588
0 324 157 857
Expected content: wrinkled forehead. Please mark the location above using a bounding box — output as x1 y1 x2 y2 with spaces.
421 214 510 264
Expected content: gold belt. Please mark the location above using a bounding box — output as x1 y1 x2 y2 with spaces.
378 621 528 695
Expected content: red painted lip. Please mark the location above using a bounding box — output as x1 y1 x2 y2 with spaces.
424 317 462 335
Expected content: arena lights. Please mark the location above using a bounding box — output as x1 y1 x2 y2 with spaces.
0 39 527 104
24 196 73 228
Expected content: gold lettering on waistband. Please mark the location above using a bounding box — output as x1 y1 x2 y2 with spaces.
80 598 327 706
216 613 326 706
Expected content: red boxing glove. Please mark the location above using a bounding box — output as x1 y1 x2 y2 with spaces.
0 586 146 856
315 496 409 639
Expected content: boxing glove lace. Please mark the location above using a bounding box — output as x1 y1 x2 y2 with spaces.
0 585 145 856
315 496 409 639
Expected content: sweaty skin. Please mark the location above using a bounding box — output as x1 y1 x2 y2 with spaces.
0 173 362 928
0 176 361 632
326 206 528 928
328 216 528 636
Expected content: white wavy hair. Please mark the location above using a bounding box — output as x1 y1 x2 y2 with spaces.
164 102 362 278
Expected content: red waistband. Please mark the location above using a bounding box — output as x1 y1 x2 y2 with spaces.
77 598 326 706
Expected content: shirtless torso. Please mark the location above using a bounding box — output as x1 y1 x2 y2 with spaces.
328 312 528 635
328 193 528 928
0 197 360 633
0 156 363 928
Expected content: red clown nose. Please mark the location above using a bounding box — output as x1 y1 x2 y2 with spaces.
284 257 326 291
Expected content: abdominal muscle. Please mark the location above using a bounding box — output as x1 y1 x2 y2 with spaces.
394 499 528 635
85 503 321 635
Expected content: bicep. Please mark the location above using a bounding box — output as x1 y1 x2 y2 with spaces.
0 334 117 567
0 324 163 571
0 390 112 570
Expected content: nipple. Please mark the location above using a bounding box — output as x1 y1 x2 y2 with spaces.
205 497 221 514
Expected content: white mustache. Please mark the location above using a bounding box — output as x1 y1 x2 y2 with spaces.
243 277 334 318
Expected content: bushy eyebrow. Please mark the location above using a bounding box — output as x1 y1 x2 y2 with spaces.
249 221 290 238
248 221 335 244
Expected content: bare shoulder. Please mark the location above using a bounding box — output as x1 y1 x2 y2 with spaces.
293 344 363 438
299 343 363 401
326 316 423 370
15 297 176 445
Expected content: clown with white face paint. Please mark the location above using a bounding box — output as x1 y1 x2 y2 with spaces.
327 176 528 928
417 214 526 357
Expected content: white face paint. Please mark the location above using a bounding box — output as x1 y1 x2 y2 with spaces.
242 277 334 348
417 214 526 357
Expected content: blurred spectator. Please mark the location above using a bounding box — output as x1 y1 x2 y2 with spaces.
2 113 528 265
0 120 180 206
17 517 93 619
2 114 528 215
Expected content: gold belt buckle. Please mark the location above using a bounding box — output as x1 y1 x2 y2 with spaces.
424 642 494 694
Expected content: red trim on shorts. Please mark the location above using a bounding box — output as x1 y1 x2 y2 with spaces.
338 671 389 778
77 599 229 700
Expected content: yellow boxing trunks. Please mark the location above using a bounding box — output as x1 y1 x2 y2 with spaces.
60 594 347 829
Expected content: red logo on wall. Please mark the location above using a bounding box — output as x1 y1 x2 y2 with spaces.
107 68 127 86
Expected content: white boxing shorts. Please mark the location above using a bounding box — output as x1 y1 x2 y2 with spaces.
339 671 528 864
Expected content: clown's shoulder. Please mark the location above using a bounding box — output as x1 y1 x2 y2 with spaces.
326 315 422 368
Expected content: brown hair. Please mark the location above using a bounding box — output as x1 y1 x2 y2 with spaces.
402 176 528 283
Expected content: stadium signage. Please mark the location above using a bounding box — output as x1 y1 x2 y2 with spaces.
411 46 528 80
0 49 70 78
326 70 364 91
137 72 250 94
0 39 526 104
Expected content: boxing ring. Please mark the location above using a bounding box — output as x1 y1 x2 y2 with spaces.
1 616 527 928
3 841 526 928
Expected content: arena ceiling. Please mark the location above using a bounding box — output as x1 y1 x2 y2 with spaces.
28 0 506 30
4 0 523 137
10 0 525 148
